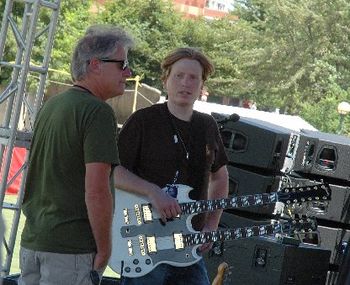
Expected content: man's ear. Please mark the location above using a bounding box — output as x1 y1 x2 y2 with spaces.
88 58 101 73
162 79 168 91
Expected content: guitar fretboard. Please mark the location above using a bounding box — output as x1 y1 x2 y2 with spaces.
178 184 330 215
180 193 278 215
182 218 316 247
184 222 283 246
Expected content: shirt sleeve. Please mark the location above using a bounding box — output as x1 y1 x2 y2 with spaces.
211 118 229 172
84 105 119 165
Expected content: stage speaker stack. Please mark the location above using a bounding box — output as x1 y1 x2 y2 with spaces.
290 129 350 283
212 112 350 284
226 164 281 215
293 129 350 183
213 113 302 217
213 115 292 173
204 213 331 285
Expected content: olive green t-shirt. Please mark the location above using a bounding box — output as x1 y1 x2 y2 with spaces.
21 88 119 253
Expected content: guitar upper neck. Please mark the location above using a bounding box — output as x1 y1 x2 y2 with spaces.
178 184 330 215
179 193 278 215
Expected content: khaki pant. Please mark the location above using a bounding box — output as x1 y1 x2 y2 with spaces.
18 247 104 285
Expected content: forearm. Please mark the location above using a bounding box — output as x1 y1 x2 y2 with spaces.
85 163 113 268
206 166 229 230
114 165 160 199
86 186 113 255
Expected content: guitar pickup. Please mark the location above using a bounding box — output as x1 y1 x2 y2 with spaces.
173 233 185 250
142 204 153 223
146 235 157 254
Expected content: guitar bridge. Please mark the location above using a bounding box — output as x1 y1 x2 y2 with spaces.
123 208 130 225
127 239 133 256
138 235 146 256
134 204 142 225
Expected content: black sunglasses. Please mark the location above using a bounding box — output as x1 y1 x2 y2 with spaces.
99 58 129 71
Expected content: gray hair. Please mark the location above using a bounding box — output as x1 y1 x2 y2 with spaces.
71 24 134 81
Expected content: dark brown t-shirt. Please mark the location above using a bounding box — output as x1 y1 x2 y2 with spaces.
118 102 228 229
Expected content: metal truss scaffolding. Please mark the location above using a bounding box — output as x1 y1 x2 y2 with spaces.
0 0 61 275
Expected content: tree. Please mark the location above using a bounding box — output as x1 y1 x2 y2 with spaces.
231 0 350 132
48 0 92 85
96 0 186 88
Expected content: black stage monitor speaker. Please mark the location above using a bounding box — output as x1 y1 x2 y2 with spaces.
214 115 293 172
309 226 350 267
314 184 350 224
293 129 350 181
227 165 281 197
227 165 281 215
204 235 331 285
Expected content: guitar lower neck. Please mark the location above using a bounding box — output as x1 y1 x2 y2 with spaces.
183 222 282 246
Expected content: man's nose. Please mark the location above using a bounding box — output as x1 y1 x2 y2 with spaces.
123 67 132 77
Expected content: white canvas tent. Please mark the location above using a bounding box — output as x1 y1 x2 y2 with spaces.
193 100 317 132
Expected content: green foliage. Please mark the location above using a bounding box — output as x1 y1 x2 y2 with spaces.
231 0 350 132
2 0 350 133
48 0 92 84
0 1 26 84
96 0 186 88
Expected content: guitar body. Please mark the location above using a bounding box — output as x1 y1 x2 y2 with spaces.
108 182 329 278
109 184 203 278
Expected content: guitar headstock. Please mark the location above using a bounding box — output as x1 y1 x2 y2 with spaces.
277 183 332 205
281 217 317 236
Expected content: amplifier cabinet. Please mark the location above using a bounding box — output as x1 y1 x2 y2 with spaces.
315 226 350 267
314 184 350 224
205 236 330 285
227 165 280 215
218 117 292 172
293 129 350 181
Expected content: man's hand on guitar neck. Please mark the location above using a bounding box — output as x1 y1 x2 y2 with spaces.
198 224 216 253
149 188 182 223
